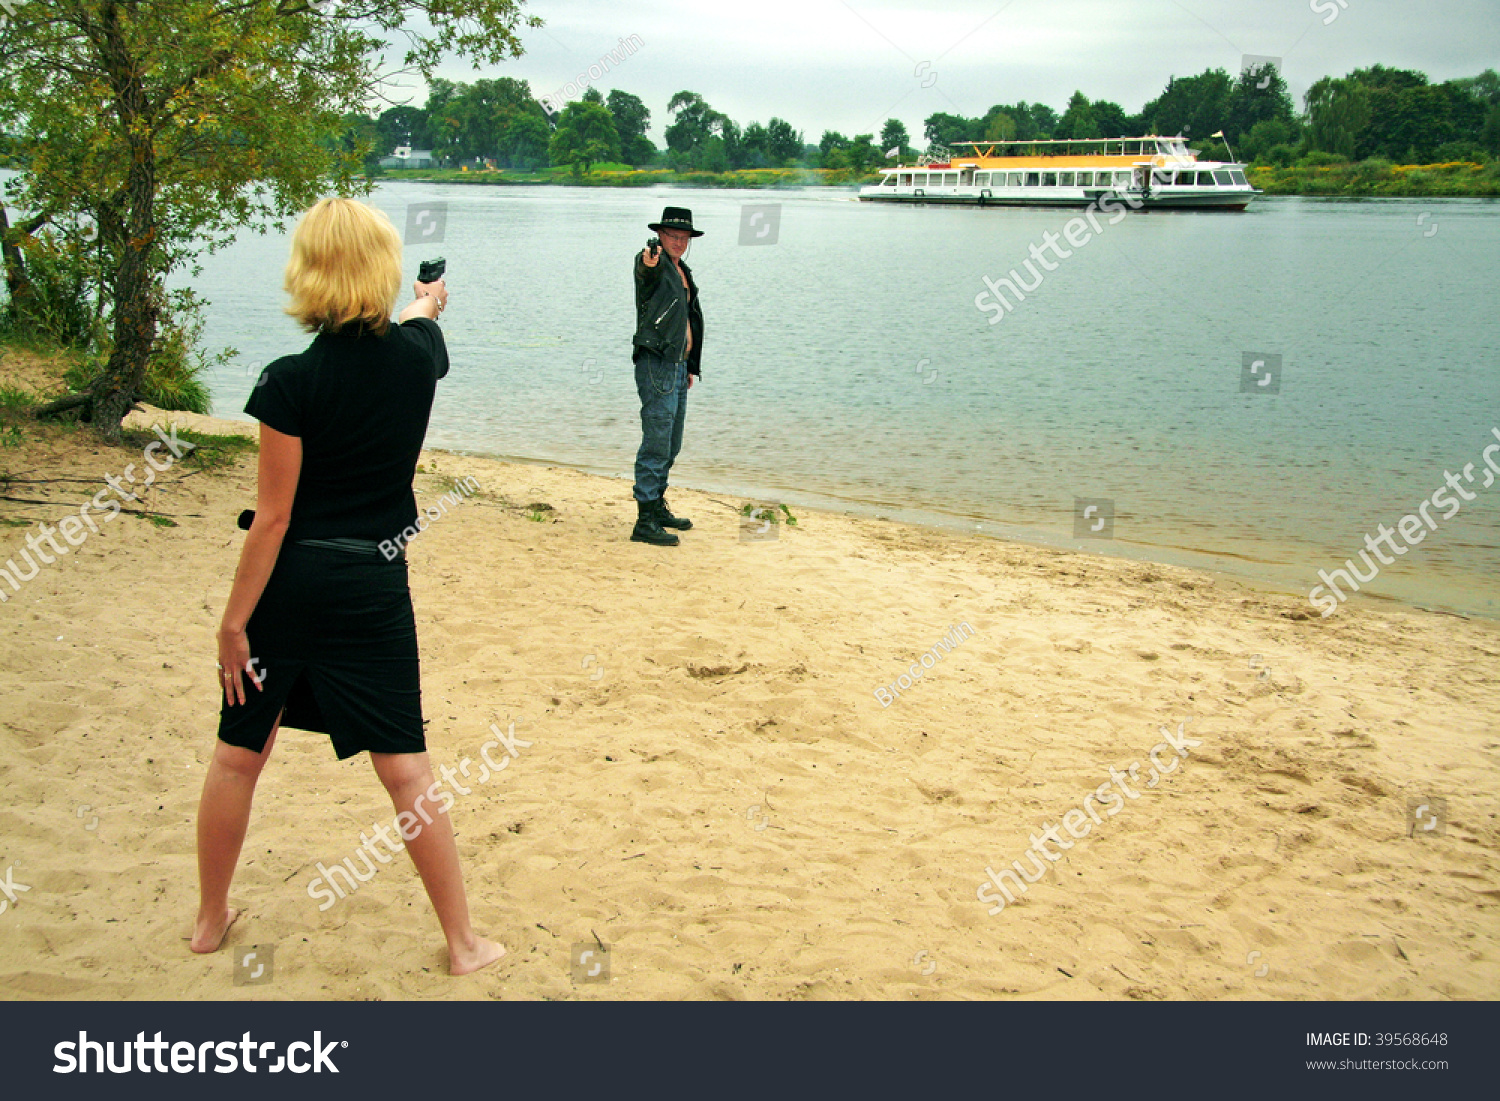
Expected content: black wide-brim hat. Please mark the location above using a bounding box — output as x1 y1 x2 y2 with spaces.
648 206 704 237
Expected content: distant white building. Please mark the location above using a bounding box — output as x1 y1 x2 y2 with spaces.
379 145 436 169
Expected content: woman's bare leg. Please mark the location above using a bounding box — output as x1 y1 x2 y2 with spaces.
192 720 281 952
370 750 504 976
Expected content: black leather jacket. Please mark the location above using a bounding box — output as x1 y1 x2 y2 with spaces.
632 251 704 375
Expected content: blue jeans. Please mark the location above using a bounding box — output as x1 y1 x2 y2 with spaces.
633 352 688 503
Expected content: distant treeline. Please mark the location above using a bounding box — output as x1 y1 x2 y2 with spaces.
341 63 1500 180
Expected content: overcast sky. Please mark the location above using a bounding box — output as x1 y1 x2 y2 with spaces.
392 0 1500 144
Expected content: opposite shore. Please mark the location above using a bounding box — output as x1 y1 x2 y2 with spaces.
368 160 1500 198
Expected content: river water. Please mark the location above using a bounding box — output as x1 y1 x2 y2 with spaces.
183 182 1499 618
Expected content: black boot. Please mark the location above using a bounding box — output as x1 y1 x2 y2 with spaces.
654 496 692 530
631 499 679 545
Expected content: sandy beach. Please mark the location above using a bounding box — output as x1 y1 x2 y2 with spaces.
1 384 1497 1001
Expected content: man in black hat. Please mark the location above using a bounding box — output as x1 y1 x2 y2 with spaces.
629 206 705 546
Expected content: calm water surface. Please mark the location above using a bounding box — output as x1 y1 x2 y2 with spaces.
186 183 1500 618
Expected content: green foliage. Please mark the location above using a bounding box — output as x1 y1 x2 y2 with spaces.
665 91 733 170
119 426 257 473
0 226 105 350
1243 117 1300 162
1300 150 1348 167
880 119 911 157
0 1 541 437
1250 157 1500 197
1056 92 1101 140
1138 69 1234 142
549 100 621 176
606 90 656 165
428 76 549 166
60 290 226 415
0 385 38 411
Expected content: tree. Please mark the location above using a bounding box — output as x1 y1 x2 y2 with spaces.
1453 69 1500 153
548 100 620 176
737 122 770 168
844 134 879 175
819 130 850 158
664 91 728 169
982 111 1016 141
922 112 975 150
1055 91 1100 140
429 77 546 164
375 105 431 155
0 0 540 439
1138 69 1234 142
1226 65 1295 146
1091 100 1131 137
764 118 803 165
606 89 655 165
880 118 911 156
1305 78 1362 158
500 112 551 171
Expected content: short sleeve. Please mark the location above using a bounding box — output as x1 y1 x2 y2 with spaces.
244 357 303 436
400 316 449 380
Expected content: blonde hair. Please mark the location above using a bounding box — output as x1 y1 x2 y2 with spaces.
283 198 402 336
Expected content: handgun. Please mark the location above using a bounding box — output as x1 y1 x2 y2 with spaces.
646 236 661 261
417 257 446 284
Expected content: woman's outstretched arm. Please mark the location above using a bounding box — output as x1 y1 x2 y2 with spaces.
217 424 301 705
399 278 447 323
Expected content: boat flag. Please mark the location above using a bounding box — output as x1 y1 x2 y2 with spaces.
885 145 901 158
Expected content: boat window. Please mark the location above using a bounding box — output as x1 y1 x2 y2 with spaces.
882 174 897 186
1007 172 1023 186
1059 172 1075 186
899 173 912 186
1076 171 1094 186
1042 172 1057 186
1114 171 1132 187
1177 172 1195 186
974 172 989 185
1151 169 1173 186
1213 170 1233 186
1025 172 1039 186
1229 170 1248 186
944 172 958 186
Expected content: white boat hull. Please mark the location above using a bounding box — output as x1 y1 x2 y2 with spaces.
857 185 1259 211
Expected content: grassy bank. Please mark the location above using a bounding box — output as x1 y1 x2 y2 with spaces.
373 164 879 188
1249 158 1500 197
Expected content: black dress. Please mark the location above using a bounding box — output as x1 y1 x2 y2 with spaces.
216 317 449 760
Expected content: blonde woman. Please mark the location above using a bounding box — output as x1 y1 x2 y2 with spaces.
191 197 503 976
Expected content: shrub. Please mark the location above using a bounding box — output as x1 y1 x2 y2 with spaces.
1299 150 1348 168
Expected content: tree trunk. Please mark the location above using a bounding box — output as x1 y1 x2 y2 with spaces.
0 206 50 322
87 3 161 444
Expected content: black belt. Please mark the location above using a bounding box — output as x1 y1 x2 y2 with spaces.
293 537 399 560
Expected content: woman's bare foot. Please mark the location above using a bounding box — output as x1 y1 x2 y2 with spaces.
190 907 240 953
449 936 506 976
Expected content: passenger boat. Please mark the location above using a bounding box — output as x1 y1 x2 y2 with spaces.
858 135 1260 211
